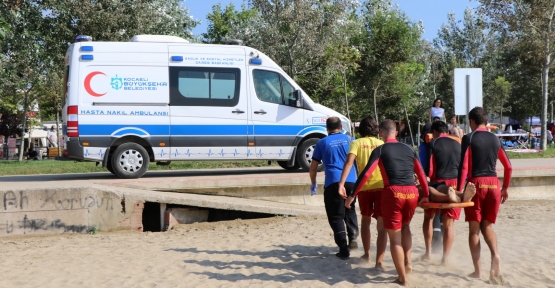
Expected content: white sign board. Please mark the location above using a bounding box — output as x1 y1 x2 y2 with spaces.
454 68 482 115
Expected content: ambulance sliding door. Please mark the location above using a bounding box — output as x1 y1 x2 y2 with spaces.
168 46 249 160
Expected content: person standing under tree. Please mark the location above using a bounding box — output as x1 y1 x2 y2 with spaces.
47 125 58 147
429 98 446 123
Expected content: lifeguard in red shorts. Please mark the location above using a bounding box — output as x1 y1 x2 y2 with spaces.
338 116 386 270
457 107 512 284
345 120 429 286
421 120 462 264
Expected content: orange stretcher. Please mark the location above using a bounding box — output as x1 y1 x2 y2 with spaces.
421 202 475 209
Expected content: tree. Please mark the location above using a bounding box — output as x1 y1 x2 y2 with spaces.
432 7 490 120
245 0 358 80
479 0 554 149
202 3 257 44
390 62 425 145
491 76 512 125
0 17 8 41
0 0 46 161
320 45 361 121
355 0 423 121
38 0 199 77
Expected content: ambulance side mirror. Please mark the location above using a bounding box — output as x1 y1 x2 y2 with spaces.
294 90 303 108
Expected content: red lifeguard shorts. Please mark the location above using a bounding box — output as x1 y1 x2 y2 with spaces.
464 176 501 224
358 189 383 219
424 178 461 220
381 185 418 230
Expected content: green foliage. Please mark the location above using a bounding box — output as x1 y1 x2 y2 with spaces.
353 0 423 122
0 17 8 41
202 3 257 44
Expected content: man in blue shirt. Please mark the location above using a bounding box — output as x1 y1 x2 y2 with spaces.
309 116 358 260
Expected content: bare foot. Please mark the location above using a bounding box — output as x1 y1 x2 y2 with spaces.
468 271 482 279
419 253 431 262
359 254 370 263
375 262 386 271
405 259 413 274
490 255 502 277
390 278 406 286
441 257 449 266
489 274 505 285
448 187 461 203
405 264 413 274
463 182 477 202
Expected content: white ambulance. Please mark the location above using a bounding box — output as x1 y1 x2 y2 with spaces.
62 35 352 179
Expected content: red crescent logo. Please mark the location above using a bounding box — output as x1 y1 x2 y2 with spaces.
84 71 107 97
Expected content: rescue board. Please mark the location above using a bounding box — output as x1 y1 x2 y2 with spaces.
421 202 474 209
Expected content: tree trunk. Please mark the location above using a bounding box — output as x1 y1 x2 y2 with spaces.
342 71 351 122
541 57 549 150
56 108 61 156
18 93 28 161
404 104 415 147
2 136 7 160
373 87 379 121
500 94 504 130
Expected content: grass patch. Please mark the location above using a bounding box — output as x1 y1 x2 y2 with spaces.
0 159 277 176
505 147 555 159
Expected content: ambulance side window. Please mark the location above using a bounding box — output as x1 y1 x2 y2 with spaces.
253 70 297 107
170 67 240 107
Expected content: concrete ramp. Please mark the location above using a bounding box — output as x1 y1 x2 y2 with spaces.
0 159 554 237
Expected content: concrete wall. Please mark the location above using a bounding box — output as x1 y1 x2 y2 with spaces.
0 187 125 236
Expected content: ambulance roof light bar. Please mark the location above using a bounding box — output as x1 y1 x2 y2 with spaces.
75 35 93 42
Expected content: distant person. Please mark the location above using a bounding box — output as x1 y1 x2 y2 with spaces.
457 107 512 284
338 116 387 269
429 98 446 123
449 116 464 138
27 148 40 160
309 116 359 260
433 116 441 122
345 119 429 286
47 126 58 147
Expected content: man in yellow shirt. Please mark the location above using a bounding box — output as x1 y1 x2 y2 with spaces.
338 116 387 270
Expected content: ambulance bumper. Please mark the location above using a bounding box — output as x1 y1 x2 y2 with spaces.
66 139 84 160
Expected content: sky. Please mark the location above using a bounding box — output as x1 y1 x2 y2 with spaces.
186 0 479 41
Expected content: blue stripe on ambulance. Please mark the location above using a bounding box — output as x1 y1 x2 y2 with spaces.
78 124 326 137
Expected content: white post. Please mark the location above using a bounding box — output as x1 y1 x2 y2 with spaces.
466 75 471 133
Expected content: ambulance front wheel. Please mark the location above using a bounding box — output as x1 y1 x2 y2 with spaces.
106 160 116 175
110 143 150 179
277 161 300 170
297 138 324 172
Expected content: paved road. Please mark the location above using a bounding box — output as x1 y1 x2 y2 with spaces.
0 158 552 189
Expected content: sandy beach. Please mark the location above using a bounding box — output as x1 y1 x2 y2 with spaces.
0 200 553 287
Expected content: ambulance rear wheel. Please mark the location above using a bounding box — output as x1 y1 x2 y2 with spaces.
111 143 150 179
277 161 300 170
297 138 324 172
